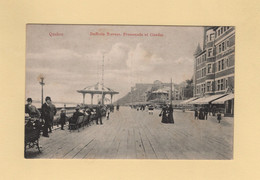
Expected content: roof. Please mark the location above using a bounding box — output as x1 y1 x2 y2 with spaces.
194 43 202 56
77 82 119 94
190 94 228 104
181 97 199 104
212 93 234 104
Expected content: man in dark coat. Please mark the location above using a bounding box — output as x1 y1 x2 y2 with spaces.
198 107 205 120
68 106 84 129
59 109 66 130
96 105 103 125
41 96 53 137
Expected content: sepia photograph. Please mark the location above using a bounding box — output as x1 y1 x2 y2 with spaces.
25 24 235 159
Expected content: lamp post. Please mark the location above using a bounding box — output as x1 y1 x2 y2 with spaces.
39 75 45 107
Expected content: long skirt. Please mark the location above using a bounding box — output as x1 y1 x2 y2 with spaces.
168 113 174 123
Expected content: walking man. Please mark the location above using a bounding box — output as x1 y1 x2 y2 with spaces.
96 105 103 125
41 96 54 137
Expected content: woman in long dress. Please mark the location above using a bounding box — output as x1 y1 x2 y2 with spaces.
160 106 168 123
167 105 174 124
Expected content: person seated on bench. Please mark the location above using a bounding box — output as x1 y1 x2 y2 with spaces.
68 106 84 129
25 98 41 118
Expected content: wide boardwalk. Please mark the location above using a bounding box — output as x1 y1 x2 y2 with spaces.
26 107 233 159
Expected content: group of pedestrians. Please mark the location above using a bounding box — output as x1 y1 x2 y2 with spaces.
194 107 209 120
194 106 222 123
67 104 115 129
159 104 174 124
25 96 57 138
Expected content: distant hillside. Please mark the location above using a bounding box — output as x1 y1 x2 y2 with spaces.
115 83 154 105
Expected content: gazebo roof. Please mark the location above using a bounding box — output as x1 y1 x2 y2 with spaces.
77 82 119 95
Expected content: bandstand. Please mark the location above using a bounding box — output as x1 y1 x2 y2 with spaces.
77 82 119 105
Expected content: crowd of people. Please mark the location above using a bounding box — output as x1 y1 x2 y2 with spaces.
194 106 222 123
25 96 57 137
25 96 119 138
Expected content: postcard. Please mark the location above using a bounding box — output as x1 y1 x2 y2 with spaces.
25 24 235 159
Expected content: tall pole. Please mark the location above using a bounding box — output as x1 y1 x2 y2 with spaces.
170 78 173 106
101 52 105 105
39 77 45 107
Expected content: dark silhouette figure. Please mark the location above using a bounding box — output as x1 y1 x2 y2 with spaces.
167 105 174 124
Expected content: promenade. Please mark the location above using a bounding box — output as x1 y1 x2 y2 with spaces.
26 107 233 159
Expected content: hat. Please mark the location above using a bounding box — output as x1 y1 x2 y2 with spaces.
26 98 32 102
45 96 51 101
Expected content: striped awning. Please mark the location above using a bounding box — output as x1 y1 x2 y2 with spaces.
190 94 228 105
212 93 234 104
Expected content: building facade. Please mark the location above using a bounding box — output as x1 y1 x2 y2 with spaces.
193 26 235 115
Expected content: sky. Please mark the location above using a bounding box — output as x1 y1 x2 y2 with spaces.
26 25 204 105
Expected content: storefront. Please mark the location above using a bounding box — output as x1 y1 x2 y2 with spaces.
211 93 234 117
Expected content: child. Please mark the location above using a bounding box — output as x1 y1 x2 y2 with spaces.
59 109 66 130
217 111 221 123
106 107 110 120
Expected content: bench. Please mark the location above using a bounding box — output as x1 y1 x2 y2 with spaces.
24 119 42 157
69 116 84 132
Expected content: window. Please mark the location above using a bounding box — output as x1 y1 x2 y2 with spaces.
207 64 212 73
207 82 211 92
219 44 221 53
218 61 221 71
208 48 213 57
221 79 224 90
206 35 208 42
218 29 220 36
226 58 229 67
221 27 223 34
221 59 224 70
217 80 221 91
227 40 230 47
226 79 228 88
222 42 225 51
224 26 226 31
227 26 230 30
210 33 214 41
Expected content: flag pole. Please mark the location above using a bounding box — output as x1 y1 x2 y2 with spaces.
170 78 172 106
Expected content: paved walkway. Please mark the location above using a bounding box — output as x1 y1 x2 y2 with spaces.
25 107 233 159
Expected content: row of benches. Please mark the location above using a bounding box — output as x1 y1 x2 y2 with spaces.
69 115 96 132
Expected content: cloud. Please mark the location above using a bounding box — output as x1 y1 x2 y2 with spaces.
174 57 194 65
126 43 167 72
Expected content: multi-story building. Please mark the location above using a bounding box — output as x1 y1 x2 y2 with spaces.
193 26 235 116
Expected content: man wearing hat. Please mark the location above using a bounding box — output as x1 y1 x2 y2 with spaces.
69 105 84 129
41 96 56 137
59 108 66 130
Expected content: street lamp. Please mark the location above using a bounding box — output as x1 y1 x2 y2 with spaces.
38 75 45 107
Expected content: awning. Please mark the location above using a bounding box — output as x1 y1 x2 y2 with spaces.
190 94 228 105
181 97 199 104
212 93 234 104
